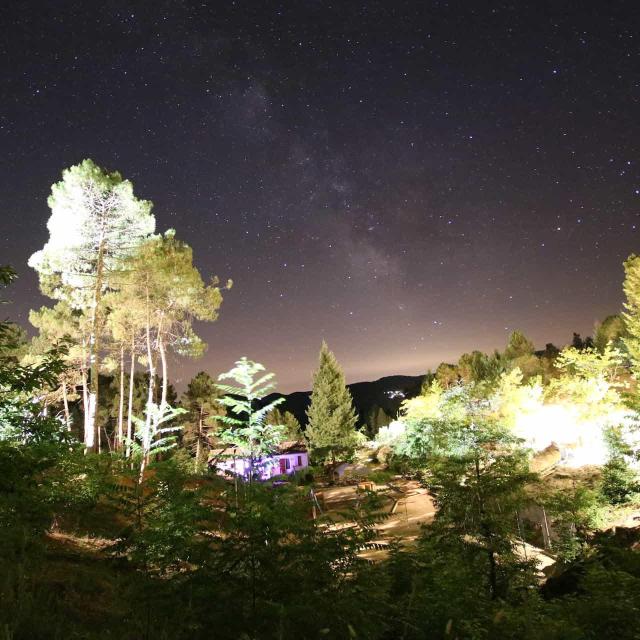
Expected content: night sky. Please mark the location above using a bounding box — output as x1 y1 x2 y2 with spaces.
1 2 639 391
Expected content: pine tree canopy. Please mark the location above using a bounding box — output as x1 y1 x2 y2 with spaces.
305 341 359 462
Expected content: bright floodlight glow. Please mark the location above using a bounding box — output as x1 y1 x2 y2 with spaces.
376 420 406 445
513 403 631 467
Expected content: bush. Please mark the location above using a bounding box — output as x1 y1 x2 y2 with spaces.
601 457 640 505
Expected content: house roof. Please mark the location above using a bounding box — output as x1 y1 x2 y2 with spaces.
278 440 308 454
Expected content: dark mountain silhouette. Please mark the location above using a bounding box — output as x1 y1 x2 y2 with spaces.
263 374 426 428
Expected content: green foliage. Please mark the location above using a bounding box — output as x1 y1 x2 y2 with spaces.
365 404 391 438
457 349 503 387
28 159 155 306
126 403 185 469
594 314 627 353
601 456 640 505
215 357 285 477
264 405 303 441
623 254 640 377
504 330 535 360
544 486 606 562
111 457 214 574
434 361 459 388
180 371 225 470
9 233 640 639
28 160 156 451
306 341 359 462
112 230 224 360
179 481 390 640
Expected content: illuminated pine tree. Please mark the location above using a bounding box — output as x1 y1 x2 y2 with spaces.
215 358 285 482
28 160 155 450
623 254 640 377
305 341 359 463
112 231 226 436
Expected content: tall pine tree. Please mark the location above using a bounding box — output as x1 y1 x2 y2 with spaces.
623 254 640 377
29 160 155 450
305 341 359 463
181 371 224 472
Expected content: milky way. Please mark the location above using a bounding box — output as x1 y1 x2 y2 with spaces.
1 2 638 390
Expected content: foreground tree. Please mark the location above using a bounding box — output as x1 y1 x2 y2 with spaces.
305 341 359 463
112 231 225 436
181 371 224 471
29 160 155 450
427 417 537 600
398 384 538 599
215 358 286 481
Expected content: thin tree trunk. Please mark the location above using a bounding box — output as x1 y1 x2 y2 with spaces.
195 406 204 472
81 338 91 449
158 333 169 411
195 429 201 473
117 344 125 451
475 453 498 600
89 238 106 453
61 380 70 431
126 337 135 458
144 297 156 467
87 393 97 451
81 368 92 449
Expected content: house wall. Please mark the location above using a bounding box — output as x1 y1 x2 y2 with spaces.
277 452 309 474
214 451 308 479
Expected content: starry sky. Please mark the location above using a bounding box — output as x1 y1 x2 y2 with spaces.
1 1 639 391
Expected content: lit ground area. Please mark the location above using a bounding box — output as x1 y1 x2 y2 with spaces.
315 478 435 562
312 454 640 574
318 479 435 533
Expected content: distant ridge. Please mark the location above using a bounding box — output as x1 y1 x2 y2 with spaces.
263 373 426 428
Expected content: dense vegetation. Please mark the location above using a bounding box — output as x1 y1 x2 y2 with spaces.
1 161 639 639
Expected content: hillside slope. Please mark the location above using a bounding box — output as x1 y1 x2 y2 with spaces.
264 373 426 428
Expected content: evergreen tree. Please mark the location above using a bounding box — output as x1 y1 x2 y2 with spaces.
264 406 303 441
305 341 359 463
29 160 155 450
457 350 503 386
503 330 542 379
112 231 226 436
623 254 640 377
366 404 390 438
434 362 459 388
504 330 535 360
594 314 626 353
215 358 285 481
401 384 538 601
181 371 224 471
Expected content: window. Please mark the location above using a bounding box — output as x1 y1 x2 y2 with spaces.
297 455 302 466
285 458 290 470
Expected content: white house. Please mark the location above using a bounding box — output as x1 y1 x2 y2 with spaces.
210 440 309 480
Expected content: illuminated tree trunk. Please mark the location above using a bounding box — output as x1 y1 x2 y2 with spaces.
61 380 70 430
158 332 169 412
195 406 202 473
143 291 156 468
475 453 498 600
117 344 125 450
126 336 135 458
88 236 106 453
81 337 91 448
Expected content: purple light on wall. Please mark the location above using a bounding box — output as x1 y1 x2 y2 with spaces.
214 451 309 480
